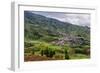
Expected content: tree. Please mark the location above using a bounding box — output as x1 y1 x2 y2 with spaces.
63 45 70 59
64 48 70 59
32 48 35 55
41 47 55 58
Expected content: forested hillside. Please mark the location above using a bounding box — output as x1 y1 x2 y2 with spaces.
24 11 90 61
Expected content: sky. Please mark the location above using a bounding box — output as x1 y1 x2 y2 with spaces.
32 11 90 27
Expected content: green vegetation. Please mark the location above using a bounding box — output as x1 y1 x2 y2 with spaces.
64 48 70 59
24 11 90 61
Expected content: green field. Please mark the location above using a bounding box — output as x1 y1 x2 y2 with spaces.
24 40 90 61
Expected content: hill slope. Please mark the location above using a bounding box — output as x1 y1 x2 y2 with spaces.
24 11 90 61
24 11 90 46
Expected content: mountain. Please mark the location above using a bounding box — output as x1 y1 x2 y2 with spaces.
24 11 90 46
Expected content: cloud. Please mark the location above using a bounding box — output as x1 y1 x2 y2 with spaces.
32 11 90 27
63 14 90 27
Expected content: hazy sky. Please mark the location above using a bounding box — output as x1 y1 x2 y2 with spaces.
31 11 90 27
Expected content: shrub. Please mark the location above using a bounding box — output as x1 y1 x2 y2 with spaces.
32 49 35 55
64 48 70 59
54 54 64 59
75 45 90 55
67 48 75 56
24 41 34 48
41 50 44 56
41 47 55 58
61 45 70 59
34 42 48 50
24 48 31 53
55 48 64 54
75 48 81 53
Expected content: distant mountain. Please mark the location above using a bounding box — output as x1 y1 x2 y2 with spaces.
24 11 90 46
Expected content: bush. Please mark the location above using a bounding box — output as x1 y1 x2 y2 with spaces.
32 49 35 55
75 48 83 54
41 47 55 58
34 42 48 50
54 54 64 59
41 50 44 56
55 48 64 54
60 45 70 59
67 48 75 56
75 45 90 55
24 48 32 53
24 41 34 48
64 48 70 59
48 45 63 54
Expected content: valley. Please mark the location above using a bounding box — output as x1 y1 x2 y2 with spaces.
24 11 90 61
